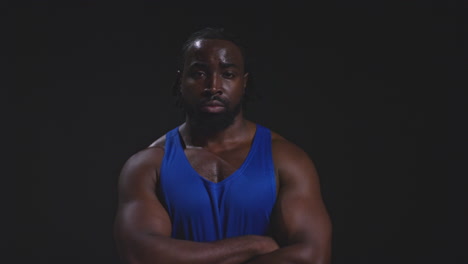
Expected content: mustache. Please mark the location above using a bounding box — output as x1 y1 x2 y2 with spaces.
198 96 229 107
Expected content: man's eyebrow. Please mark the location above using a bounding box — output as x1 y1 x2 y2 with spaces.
219 62 239 69
189 62 240 69
188 62 209 69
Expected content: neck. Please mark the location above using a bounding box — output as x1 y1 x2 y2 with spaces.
180 112 249 148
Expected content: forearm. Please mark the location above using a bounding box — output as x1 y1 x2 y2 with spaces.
243 243 328 264
117 233 273 264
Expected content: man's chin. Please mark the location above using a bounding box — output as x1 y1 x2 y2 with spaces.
188 111 234 132
184 101 241 131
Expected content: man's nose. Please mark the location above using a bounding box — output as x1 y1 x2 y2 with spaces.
204 74 222 95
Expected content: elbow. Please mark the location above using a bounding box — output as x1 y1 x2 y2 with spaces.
114 236 141 264
294 243 330 264
115 231 164 264
118 256 140 264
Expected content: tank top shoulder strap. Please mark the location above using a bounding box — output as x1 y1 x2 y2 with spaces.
253 124 272 152
163 126 181 161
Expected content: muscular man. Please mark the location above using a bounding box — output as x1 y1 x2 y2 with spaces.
114 27 332 264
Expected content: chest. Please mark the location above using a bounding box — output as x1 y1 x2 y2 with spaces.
184 145 250 183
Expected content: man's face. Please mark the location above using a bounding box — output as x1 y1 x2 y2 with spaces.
179 39 248 130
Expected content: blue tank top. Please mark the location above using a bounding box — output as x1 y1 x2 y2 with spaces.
159 124 277 242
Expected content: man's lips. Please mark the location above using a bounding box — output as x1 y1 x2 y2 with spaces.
202 101 224 107
200 100 225 113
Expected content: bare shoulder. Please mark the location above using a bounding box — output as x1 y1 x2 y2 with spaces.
271 128 319 192
123 145 165 173
270 130 315 167
119 134 167 190
148 134 167 149
122 133 168 175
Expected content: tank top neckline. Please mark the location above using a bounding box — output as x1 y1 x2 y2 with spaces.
174 124 260 187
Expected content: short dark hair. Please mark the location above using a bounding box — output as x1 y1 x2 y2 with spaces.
172 27 259 109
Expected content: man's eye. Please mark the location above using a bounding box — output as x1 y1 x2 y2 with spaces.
191 71 206 78
222 72 235 78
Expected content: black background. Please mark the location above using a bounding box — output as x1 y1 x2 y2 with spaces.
8 1 467 264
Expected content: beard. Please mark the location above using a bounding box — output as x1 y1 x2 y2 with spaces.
182 95 242 133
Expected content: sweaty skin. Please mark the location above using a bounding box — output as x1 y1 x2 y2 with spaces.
114 39 332 264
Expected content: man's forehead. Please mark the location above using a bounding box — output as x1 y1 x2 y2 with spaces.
185 39 244 63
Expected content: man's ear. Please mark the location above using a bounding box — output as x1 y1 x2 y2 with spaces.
243 72 249 91
172 70 183 96
176 70 182 82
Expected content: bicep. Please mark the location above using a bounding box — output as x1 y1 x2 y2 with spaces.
114 149 172 243
271 143 331 250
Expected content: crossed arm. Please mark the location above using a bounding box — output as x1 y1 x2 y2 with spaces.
243 139 332 263
114 140 331 264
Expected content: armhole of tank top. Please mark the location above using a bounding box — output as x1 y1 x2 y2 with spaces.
266 128 278 200
157 132 172 219
159 129 175 182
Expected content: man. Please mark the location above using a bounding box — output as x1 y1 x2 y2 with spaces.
114 27 332 264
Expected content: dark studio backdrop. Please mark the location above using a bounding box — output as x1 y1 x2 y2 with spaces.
8 1 466 264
